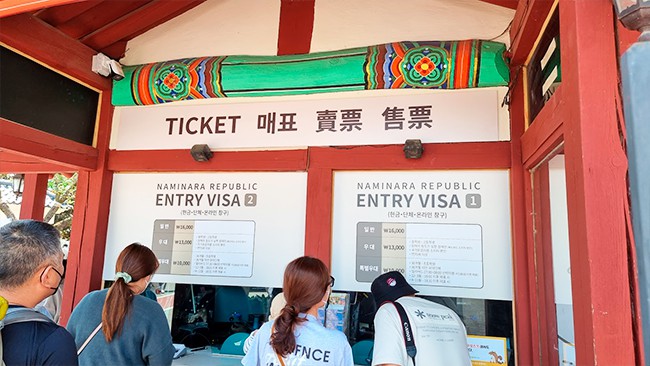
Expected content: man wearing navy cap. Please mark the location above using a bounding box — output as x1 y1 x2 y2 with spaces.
370 271 471 366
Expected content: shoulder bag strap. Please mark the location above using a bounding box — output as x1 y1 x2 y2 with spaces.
77 323 102 355
391 301 417 366
270 324 286 366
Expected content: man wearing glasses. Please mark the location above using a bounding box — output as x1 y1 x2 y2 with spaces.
0 220 77 365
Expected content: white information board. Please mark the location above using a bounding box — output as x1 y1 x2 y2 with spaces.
105 172 307 287
332 170 513 300
152 219 255 277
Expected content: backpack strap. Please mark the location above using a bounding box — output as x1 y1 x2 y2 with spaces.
388 301 417 366
1 307 53 366
1 307 53 329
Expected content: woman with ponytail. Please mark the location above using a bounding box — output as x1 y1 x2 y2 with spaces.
67 243 174 365
242 256 353 366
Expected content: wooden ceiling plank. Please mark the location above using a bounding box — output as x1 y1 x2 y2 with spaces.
0 13 112 90
56 0 151 39
33 0 103 25
80 0 204 51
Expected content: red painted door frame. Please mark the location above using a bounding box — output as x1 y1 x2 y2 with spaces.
529 162 560 366
18 174 49 220
511 0 638 364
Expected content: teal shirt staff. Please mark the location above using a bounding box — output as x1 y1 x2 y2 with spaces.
67 289 175 366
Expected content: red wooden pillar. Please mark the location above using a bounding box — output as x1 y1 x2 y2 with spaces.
60 92 114 325
277 0 315 55
559 0 635 364
507 67 536 365
18 173 49 220
508 1 557 363
304 165 333 266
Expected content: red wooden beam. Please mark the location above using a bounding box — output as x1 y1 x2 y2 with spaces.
0 13 112 91
0 118 98 170
18 173 49 220
97 40 128 60
0 151 76 173
0 0 84 18
56 0 149 39
308 142 511 170
479 0 519 10
277 0 315 55
509 0 556 66
34 0 102 24
521 86 565 167
80 0 205 52
108 149 308 172
559 0 635 363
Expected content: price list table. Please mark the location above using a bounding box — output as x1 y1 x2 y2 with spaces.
152 219 255 277
356 222 483 288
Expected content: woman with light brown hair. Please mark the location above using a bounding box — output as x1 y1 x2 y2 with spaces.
242 256 353 365
67 243 174 365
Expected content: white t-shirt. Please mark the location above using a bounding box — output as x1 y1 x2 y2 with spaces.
242 313 354 366
372 297 471 366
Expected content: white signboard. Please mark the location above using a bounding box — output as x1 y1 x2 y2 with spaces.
332 170 513 300
113 88 501 150
105 172 307 287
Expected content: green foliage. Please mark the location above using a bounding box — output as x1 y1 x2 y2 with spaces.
45 173 77 240
0 173 76 240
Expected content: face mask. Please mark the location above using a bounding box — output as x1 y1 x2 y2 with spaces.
320 289 331 326
41 266 64 296
142 275 154 294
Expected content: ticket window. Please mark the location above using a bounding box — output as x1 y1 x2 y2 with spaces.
170 284 279 348
330 170 515 363
101 281 273 348
326 291 513 364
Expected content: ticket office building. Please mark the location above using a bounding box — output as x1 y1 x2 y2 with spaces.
0 0 641 365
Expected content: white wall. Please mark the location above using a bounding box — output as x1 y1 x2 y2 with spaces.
311 0 513 53
122 0 281 65
122 0 514 65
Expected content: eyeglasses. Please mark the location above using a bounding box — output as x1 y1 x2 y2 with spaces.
329 275 335 288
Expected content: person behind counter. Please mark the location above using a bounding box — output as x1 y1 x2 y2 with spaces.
67 243 175 366
370 271 471 366
243 292 287 354
242 256 354 365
